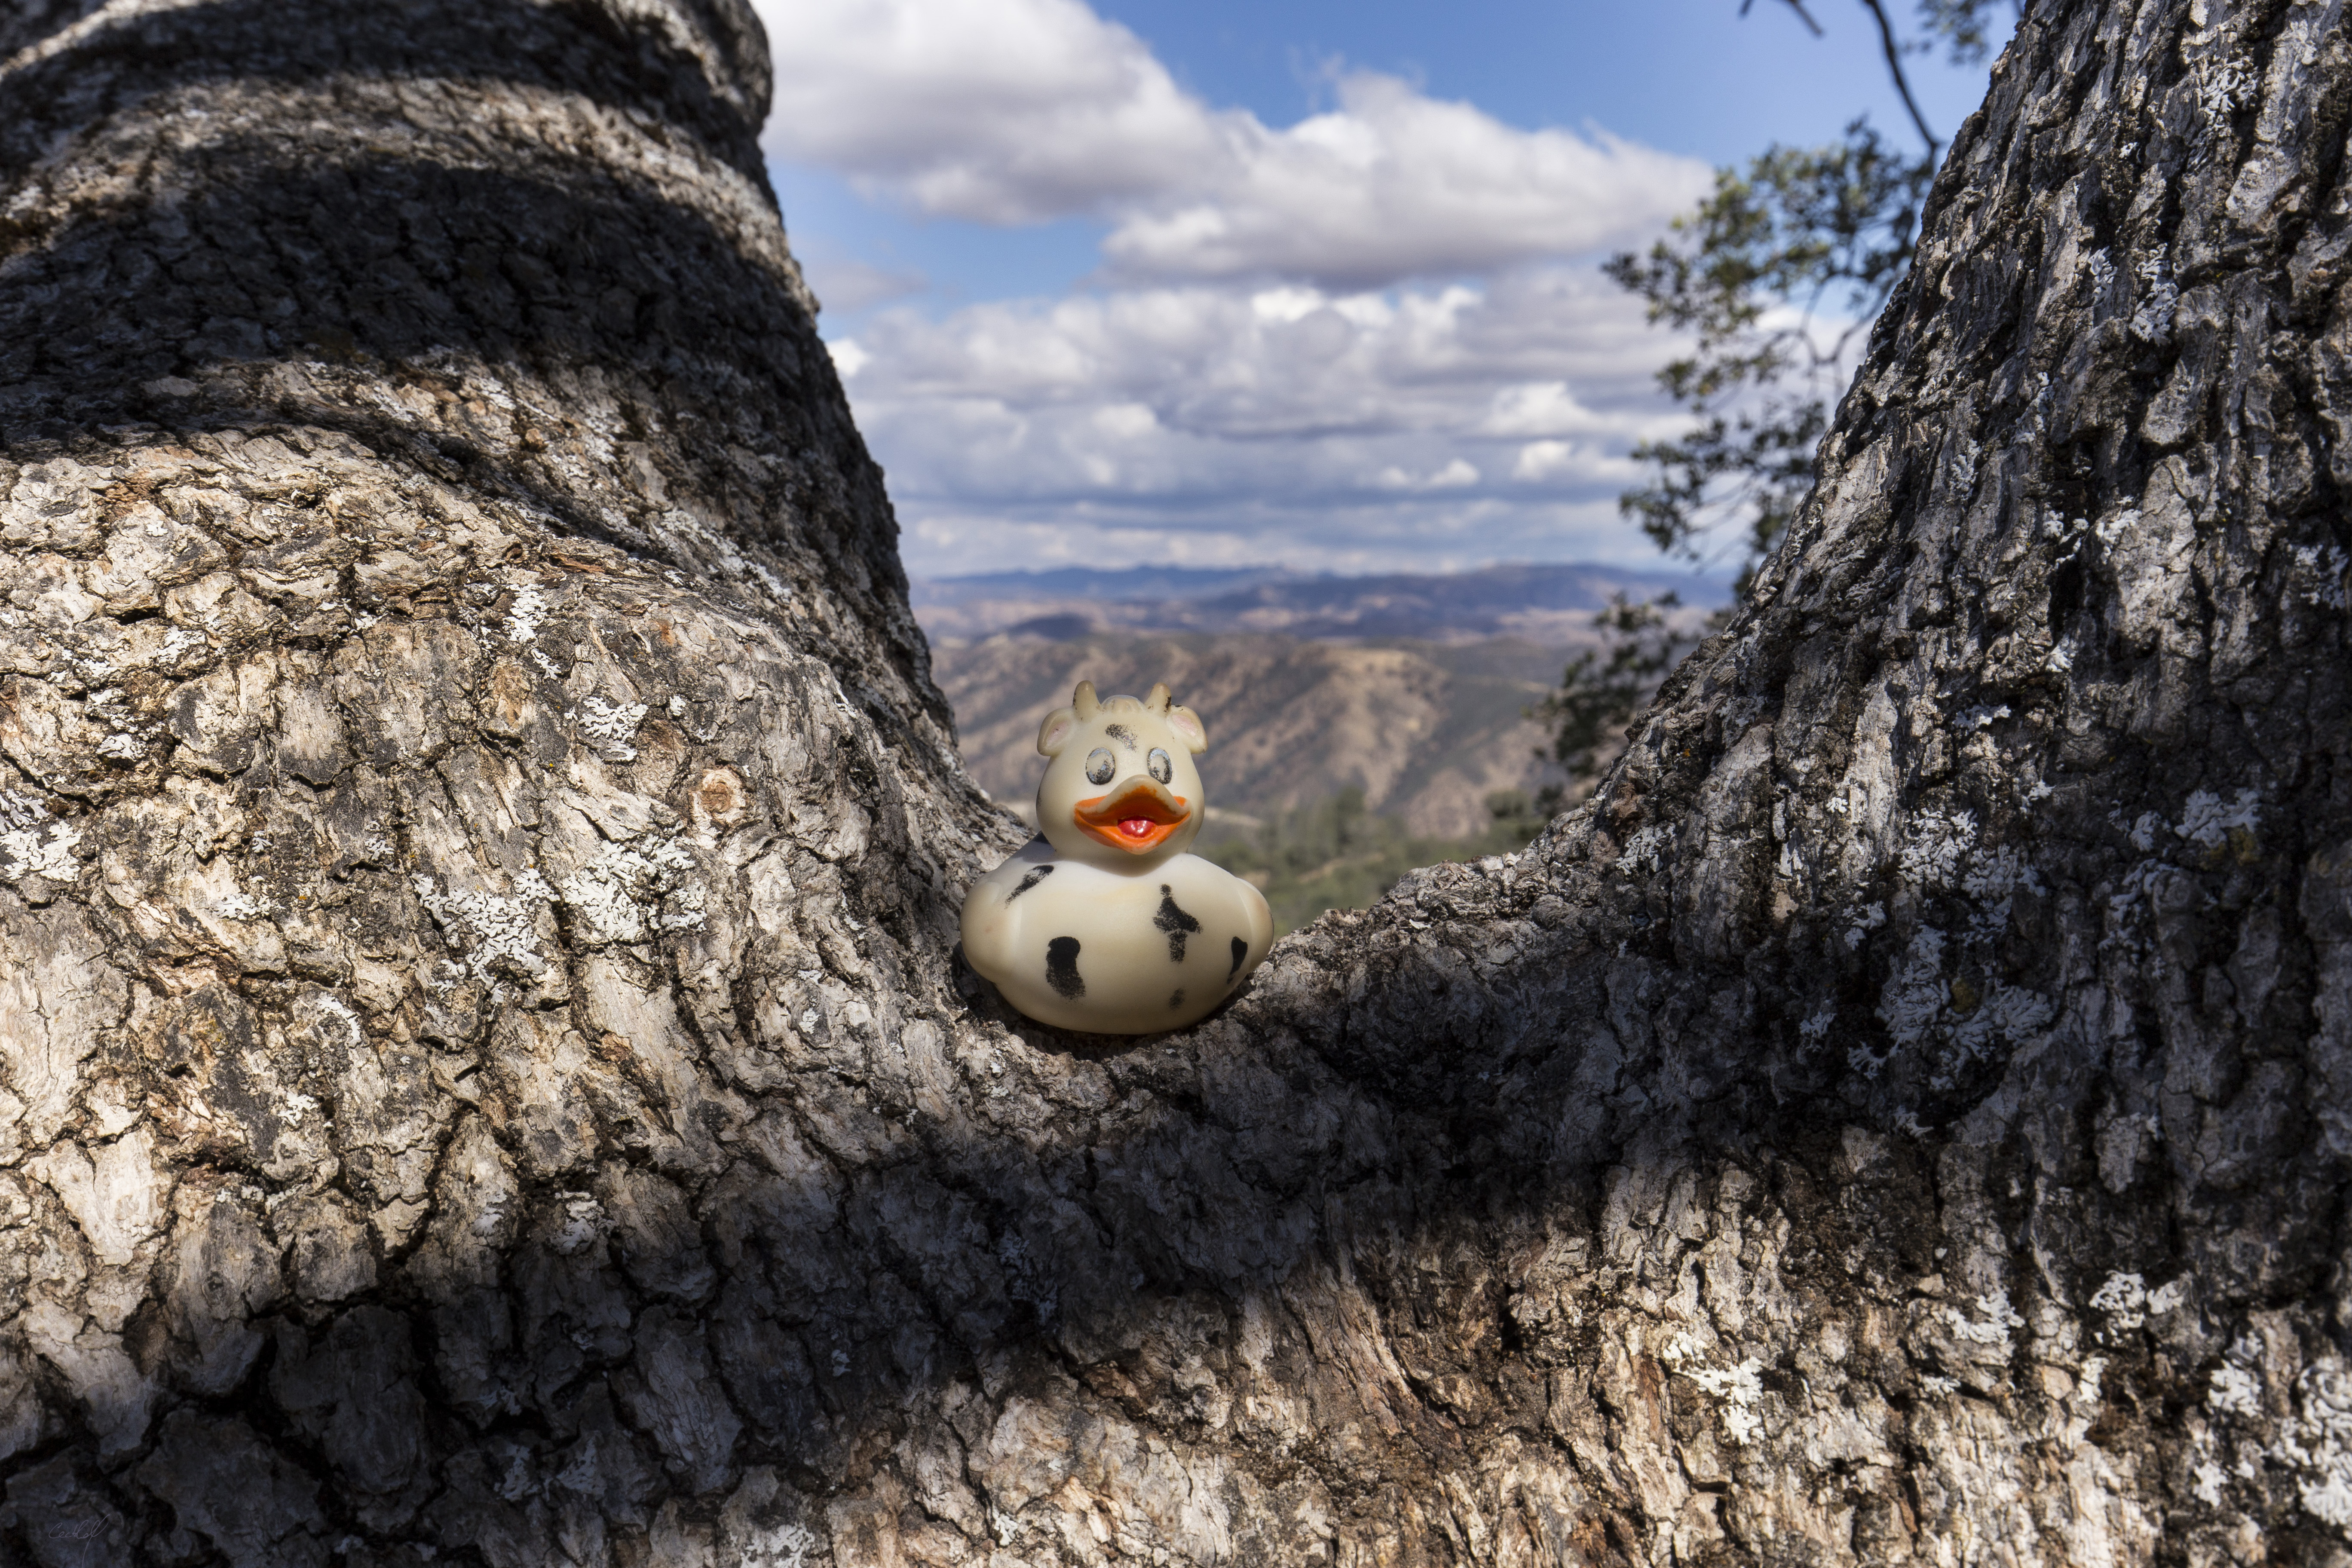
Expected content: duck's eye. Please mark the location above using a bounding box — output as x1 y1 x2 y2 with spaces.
1148 747 1173 785
1084 747 1115 785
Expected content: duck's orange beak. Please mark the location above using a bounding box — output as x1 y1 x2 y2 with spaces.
1073 776 1192 854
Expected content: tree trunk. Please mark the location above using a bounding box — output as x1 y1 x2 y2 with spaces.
0 0 2345 1562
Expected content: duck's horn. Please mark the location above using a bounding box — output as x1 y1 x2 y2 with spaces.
1072 680 1099 718
1145 683 1172 714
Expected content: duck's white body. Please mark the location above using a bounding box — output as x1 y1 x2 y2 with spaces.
959 681 1273 1034
962 837 1273 1033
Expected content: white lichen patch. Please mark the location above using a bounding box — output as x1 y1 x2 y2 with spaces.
1944 1289 2024 1354
413 873 556 982
548 1191 610 1256
214 883 272 922
2177 787 2260 850
1947 983 2055 1067
1844 900 1886 951
0 791 80 882
1898 807 1978 888
504 585 548 644
1963 845 2045 903
2082 248 2116 301
1875 927 1948 1056
2194 54 2258 124
1683 1357 1767 1445
555 838 706 944
1617 824 1672 875
2101 860 2177 953
153 626 206 666
2089 1271 2147 1329
2294 543 2349 609
2295 543 2352 611
2285 1359 2352 1535
570 695 650 763
1962 845 2046 938
2209 1357 2262 1418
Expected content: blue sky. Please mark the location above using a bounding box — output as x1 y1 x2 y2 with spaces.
750 0 2013 579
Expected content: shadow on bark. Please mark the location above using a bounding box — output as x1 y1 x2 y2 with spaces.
0 129 940 732
4 901 2322 1564
0 0 772 185
2 149 822 538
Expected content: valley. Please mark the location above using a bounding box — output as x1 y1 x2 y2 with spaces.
919 564 1726 929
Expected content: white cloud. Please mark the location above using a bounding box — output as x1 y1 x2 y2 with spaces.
827 338 871 378
1377 459 1481 491
1096 74 1712 287
1513 441 1585 481
756 0 1220 223
754 0 1709 288
833 266 1690 574
751 0 1717 575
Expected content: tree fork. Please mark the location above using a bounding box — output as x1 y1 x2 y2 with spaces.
0 1 2346 1564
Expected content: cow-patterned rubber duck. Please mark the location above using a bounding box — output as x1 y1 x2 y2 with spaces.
961 680 1274 1033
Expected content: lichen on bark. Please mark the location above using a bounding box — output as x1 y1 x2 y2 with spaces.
0 0 2348 1563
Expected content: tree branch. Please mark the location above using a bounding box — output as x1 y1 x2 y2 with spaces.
1858 0 1941 159
1754 0 1828 37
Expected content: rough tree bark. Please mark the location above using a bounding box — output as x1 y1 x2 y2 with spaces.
0 0 2346 1562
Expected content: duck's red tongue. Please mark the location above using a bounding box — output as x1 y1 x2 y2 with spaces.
1074 777 1192 853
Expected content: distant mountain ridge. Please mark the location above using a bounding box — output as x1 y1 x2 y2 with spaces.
930 632 1574 840
913 561 1727 645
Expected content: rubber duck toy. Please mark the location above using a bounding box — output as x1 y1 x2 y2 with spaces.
962 680 1274 1033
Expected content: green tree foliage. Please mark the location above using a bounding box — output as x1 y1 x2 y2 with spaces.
1200 787 1552 936
1604 125 1925 590
1532 593 1697 782
1537 0 2021 782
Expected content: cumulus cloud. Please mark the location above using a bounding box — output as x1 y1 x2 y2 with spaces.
750 0 1718 573
1096 74 1711 287
831 266 1692 574
756 0 1213 224
753 0 1709 288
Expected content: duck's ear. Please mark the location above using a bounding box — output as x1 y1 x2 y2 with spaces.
1041 680 1100 756
1037 704 1081 757
1166 703 1207 754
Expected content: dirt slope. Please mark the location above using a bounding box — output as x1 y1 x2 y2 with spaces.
931 633 1574 838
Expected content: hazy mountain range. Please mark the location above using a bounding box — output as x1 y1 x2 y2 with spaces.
918 563 1725 839
913 561 1724 644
